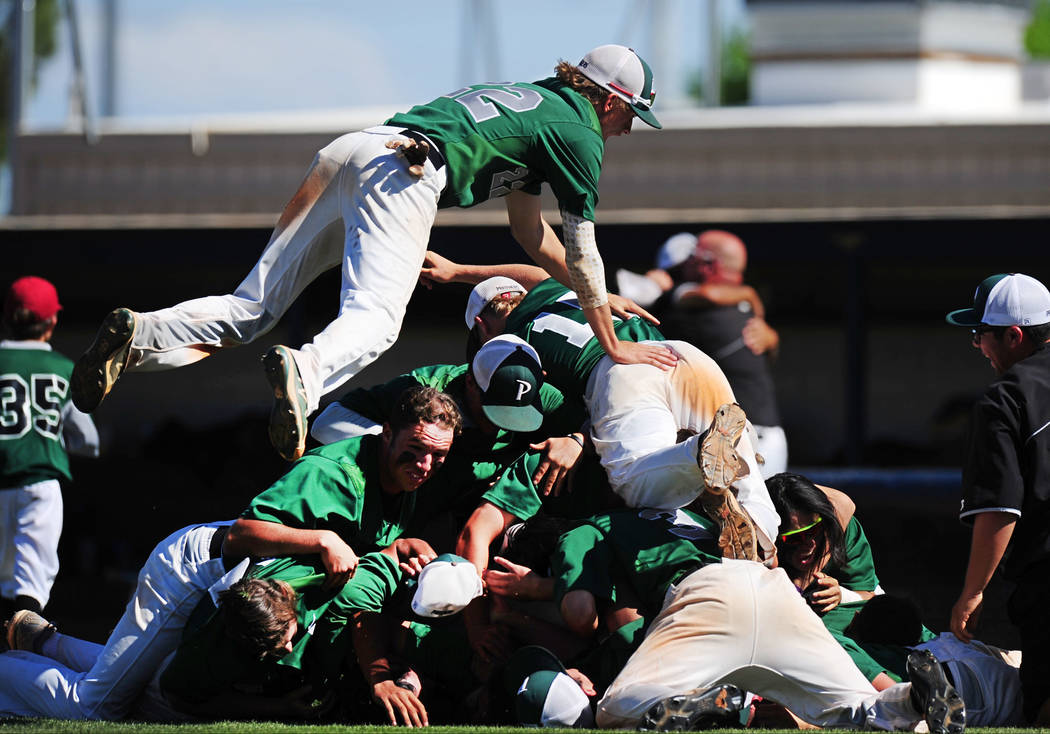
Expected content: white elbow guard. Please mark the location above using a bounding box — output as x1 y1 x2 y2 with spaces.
561 210 608 310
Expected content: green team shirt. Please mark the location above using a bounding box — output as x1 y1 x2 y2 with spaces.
506 278 665 400
161 552 404 704
819 517 934 683
243 435 416 554
828 516 881 592
386 77 604 220
335 363 583 518
0 342 75 486
481 449 613 523
552 508 721 619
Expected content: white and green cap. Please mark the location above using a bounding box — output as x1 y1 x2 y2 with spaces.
578 44 661 129
472 334 545 433
504 646 594 728
410 553 483 618
946 273 1050 327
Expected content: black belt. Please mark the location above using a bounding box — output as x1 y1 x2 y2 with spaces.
399 129 445 171
209 526 229 563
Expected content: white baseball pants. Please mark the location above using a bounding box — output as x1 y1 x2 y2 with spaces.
752 424 788 478
0 479 63 609
126 127 448 413
585 340 780 545
0 522 229 720
596 560 924 730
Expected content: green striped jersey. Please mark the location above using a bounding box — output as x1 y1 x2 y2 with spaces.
386 77 604 220
0 343 74 486
506 278 665 400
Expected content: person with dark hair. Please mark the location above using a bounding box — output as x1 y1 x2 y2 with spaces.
0 277 98 623
216 578 299 661
945 273 1050 726
70 44 672 463
767 472 1024 726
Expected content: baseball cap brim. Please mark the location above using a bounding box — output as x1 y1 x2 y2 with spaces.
945 307 982 327
483 403 544 433
632 105 661 129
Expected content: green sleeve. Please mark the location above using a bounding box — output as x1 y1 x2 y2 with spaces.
830 517 881 592
242 455 364 536
535 121 603 221
482 454 544 522
552 522 615 605
327 551 402 618
821 602 896 683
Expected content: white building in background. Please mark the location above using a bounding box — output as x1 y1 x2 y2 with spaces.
748 0 1033 109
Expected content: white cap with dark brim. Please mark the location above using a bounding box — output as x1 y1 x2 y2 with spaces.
577 44 661 129
946 273 1050 327
465 276 527 329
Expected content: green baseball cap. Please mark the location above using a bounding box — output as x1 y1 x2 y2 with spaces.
472 335 544 433
578 44 661 129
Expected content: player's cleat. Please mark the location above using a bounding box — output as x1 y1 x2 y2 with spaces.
263 345 309 462
6 609 58 654
71 308 136 412
638 684 746 731
700 486 759 561
696 403 757 561
907 649 966 734
697 403 749 490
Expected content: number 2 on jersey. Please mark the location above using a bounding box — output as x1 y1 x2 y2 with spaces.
444 84 544 123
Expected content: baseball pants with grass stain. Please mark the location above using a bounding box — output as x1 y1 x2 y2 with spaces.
0 522 232 720
584 340 780 545
596 560 926 731
125 127 447 414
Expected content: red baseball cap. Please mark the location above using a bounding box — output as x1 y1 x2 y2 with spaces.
4 276 62 322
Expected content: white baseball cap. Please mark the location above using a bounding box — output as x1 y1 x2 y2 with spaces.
504 646 594 728
472 334 544 432
410 553 483 618
577 44 661 129
946 273 1050 327
656 232 698 270
464 276 527 329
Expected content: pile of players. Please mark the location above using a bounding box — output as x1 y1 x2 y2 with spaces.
18 249 1030 732
4 40 1046 732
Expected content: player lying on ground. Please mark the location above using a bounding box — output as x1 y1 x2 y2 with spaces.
768 471 1023 727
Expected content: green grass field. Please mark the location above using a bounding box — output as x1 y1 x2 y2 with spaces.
0 724 1036 734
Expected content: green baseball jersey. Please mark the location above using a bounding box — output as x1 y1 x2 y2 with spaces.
335 363 584 520
552 508 721 619
0 342 75 487
818 517 933 683
506 278 665 400
827 516 881 592
481 449 614 523
243 435 416 554
386 77 604 220
161 551 404 704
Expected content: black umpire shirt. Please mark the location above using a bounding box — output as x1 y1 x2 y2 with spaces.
960 343 1050 581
